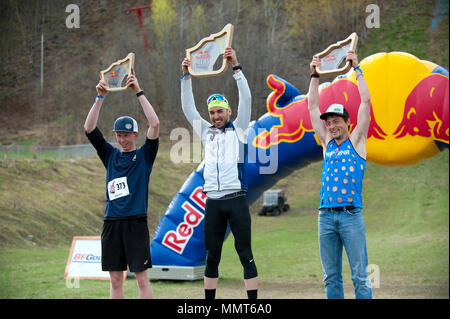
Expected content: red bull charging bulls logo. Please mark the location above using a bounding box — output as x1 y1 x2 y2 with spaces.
393 73 449 143
253 75 387 149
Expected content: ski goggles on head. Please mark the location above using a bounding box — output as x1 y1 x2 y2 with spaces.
207 93 230 110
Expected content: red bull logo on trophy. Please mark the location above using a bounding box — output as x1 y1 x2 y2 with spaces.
195 50 211 60
194 50 211 67
107 71 119 79
322 55 337 64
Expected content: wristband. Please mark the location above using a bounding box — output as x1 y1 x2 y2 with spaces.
353 65 363 74
310 73 320 78
136 90 145 97
179 73 190 81
232 64 242 71
93 95 104 103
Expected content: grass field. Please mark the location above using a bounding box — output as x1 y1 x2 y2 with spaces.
0 145 448 299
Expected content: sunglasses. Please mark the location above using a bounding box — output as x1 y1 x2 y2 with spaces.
207 94 228 105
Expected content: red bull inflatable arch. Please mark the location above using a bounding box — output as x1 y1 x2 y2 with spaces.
150 52 449 271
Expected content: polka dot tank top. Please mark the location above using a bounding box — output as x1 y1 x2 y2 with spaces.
319 138 365 209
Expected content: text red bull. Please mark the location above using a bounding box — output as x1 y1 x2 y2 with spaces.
162 187 206 254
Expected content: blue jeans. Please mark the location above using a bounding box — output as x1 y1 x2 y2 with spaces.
318 207 372 299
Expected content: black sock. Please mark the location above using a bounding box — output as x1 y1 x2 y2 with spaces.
247 289 257 299
205 289 216 299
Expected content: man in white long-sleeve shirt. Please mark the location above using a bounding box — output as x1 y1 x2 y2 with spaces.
181 47 258 299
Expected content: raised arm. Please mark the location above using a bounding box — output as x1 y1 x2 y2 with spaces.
347 50 370 158
126 69 160 140
308 55 329 147
180 58 210 140
225 48 251 134
84 78 108 133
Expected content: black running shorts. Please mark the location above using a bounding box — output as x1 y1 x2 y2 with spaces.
101 216 152 273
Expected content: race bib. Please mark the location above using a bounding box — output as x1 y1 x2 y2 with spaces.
107 177 130 201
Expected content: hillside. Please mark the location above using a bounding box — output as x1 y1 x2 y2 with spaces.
1 0 448 147
0 142 198 247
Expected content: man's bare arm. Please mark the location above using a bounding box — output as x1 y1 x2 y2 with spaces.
126 69 160 139
347 51 370 158
308 55 329 147
84 79 108 133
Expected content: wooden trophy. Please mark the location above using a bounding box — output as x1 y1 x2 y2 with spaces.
100 52 135 91
186 24 234 77
315 33 358 78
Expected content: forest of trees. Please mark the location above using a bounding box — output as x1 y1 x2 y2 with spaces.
1 0 377 145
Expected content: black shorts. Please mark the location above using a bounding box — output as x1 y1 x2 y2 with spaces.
101 216 152 273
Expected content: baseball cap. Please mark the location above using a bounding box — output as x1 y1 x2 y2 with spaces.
207 93 230 110
320 104 350 120
113 116 138 132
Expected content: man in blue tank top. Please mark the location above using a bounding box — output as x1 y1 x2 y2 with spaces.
84 69 159 298
308 50 373 299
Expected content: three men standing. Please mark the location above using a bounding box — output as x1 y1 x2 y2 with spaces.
84 42 373 299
